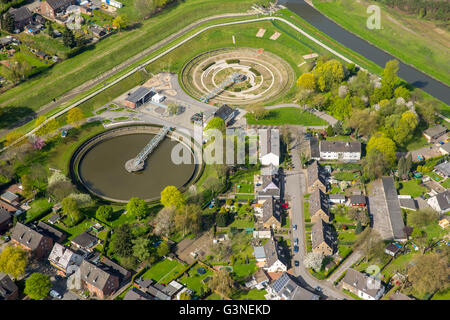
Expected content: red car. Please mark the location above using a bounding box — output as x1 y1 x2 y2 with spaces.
281 202 288 208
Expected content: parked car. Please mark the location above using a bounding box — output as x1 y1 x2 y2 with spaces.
50 290 62 299
293 245 299 253
3 235 10 242
314 286 322 292
294 238 299 245
294 260 299 267
293 224 297 231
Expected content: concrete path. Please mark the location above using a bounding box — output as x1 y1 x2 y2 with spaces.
327 251 363 284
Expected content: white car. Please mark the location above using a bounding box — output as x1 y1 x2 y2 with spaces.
50 290 62 299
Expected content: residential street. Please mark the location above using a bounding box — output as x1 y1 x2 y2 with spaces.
285 129 352 300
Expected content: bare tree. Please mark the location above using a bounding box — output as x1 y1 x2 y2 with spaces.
154 206 176 237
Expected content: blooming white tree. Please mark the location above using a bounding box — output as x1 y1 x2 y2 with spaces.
303 252 324 272
48 171 68 186
68 193 92 208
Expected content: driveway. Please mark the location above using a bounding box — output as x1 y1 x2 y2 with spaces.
50 275 81 300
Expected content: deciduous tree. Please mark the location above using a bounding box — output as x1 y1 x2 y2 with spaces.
160 186 185 209
0 245 28 279
24 273 51 300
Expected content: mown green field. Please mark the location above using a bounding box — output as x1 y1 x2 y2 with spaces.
245 107 327 126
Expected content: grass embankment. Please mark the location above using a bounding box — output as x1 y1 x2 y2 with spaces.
0 0 267 123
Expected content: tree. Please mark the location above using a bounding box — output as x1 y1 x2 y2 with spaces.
4 131 24 147
154 206 175 237
203 176 223 194
247 103 269 120
394 86 410 100
132 238 152 262
313 59 345 92
157 241 170 257
216 212 229 227
355 221 363 234
24 273 51 300
303 252 324 272
208 269 234 297
167 103 179 115
394 111 419 145
96 205 114 221
2 12 15 33
112 14 129 31
416 99 439 125
21 174 36 198
362 149 391 181
47 180 77 202
67 107 84 128
408 208 438 228
3 59 32 83
160 186 185 209
367 132 397 165
204 117 226 137
62 27 75 48
354 228 384 262
126 197 148 220
111 224 134 257
174 204 202 237
347 108 377 137
296 72 316 90
0 245 28 279
61 196 83 224
179 291 192 300
381 60 399 92
46 21 54 37
408 252 449 296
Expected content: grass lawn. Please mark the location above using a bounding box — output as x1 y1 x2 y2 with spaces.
333 171 359 181
338 230 357 245
426 171 443 182
432 289 450 300
312 0 450 86
398 179 428 198
232 289 267 300
142 259 186 284
229 217 254 229
381 251 418 281
178 264 214 295
58 218 93 243
326 135 352 141
205 293 223 300
232 261 257 280
245 107 327 126
441 178 450 189
24 198 53 224
235 183 253 194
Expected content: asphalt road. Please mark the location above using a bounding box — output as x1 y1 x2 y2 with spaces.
280 0 450 105
285 129 350 300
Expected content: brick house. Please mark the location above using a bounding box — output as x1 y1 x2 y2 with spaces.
307 161 327 193
311 220 335 256
341 269 385 300
79 260 119 299
40 0 75 20
7 7 33 31
0 208 11 234
11 222 53 259
309 189 331 223
261 197 281 230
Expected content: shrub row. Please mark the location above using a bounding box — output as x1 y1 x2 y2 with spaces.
249 67 260 76
226 59 240 64
202 62 216 71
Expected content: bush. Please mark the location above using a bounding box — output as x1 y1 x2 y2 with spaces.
202 62 215 71
226 59 240 64
249 67 260 76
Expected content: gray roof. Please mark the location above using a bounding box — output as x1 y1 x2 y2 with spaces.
48 243 82 271
11 222 51 251
123 287 154 300
307 161 327 188
342 269 384 298
214 105 235 121
389 291 415 300
71 231 97 248
309 189 330 219
399 198 418 211
258 174 280 198
270 272 319 300
440 143 450 154
9 7 32 22
320 140 361 153
423 125 447 139
262 197 281 224
263 238 282 268
48 214 61 224
329 194 346 200
309 137 320 159
100 256 131 282
253 246 266 259
381 177 406 240
259 129 280 157
0 273 18 300
46 0 74 10
0 208 11 225
385 243 401 254
80 259 118 291
135 278 171 300
434 190 450 211
350 195 366 204
37 221 65 242
125 87 154 103
435 161 450 177
311 220 335 252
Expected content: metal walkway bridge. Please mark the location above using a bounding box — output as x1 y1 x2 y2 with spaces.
200 72 245 103
125 126 171 172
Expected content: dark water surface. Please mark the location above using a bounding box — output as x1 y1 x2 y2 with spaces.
280 0 450 105
79 133 195 201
